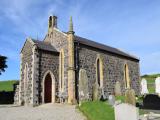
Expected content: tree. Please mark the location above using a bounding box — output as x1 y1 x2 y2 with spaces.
0 55 7 75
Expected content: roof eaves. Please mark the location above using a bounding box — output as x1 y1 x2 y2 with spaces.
75 36 139 61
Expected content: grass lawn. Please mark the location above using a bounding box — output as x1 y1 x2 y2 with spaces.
79 101 114 120
141 73 160 93
115 96 125 102
0 80 18 91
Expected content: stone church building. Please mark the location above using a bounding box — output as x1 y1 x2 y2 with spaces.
14 16 140 106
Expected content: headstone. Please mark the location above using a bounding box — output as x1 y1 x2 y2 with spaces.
114 81 122 96
115 100 122 105
142 94 160 110
78 69 89 102
59 91 68 103
100 87 107 101
93 82 101 100
108 95 115 106
155 77 160 94
125 89 136 106
114 103 139 120
141 78 149 95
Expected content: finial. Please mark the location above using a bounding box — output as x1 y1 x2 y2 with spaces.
69 16 74 33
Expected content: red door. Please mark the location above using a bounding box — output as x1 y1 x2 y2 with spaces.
44 74 52 103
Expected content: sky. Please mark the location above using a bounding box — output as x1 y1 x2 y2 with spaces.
0 0 160 80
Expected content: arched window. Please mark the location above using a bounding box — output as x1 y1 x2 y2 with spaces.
124 64 130 89
59 49 64 92
97 59 100 86
24 63 28 91
96 56 103 88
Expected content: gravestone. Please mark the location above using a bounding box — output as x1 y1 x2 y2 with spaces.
114 81 122 96
125 89 136 106
141 78 149 95
78 69 89 102
93 82 101 100
142 94 160 110
114 103 139 120
155 77 160 94
59 91 68 103
100 88 107 101
108 95 115 106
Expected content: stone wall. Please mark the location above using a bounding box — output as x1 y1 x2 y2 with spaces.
77 44 140 99
20 40 34 105
38 50 59 103
44 28 69 97
14 85 19 104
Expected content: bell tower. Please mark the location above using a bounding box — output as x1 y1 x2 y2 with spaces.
48 16 57 33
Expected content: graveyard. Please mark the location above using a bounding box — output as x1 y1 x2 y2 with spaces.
1 74 160 120
77 73 160 120
141 74 160 93
79 101 115 120
1 0 160 119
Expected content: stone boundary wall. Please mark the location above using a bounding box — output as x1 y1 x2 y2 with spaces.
0 91 14 104
14 85 19 104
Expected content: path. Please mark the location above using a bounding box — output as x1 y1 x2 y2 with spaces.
140 110 160 120
0 104 86 120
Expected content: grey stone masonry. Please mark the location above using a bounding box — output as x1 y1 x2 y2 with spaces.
77 45 140 99
14 85 19 105
20 40 34 105
38 50 59 103
16 16 140 106
44 28 69 98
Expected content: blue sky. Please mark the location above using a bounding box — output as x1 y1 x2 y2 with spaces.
0 0 160 80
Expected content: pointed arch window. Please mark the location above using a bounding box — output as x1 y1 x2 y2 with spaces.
124 64 130 89
59 49 64 92
96 56 103 88
97 59 100 86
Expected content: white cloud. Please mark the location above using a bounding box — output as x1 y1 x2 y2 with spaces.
0 0 160 77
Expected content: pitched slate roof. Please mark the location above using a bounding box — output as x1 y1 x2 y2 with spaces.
32 39 58 53
75 36 139 61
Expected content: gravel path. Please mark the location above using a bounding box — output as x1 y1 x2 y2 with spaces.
0 104 86 120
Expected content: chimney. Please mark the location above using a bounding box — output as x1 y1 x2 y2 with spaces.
48 16 57 29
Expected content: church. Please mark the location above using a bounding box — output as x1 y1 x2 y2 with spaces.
14 16 140 106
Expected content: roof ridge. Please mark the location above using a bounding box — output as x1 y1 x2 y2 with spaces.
75 35 139 61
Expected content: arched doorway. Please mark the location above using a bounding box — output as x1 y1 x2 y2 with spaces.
42 70 56 104
44 73 52 103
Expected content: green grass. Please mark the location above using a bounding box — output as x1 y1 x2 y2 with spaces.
141 73 160 79
141 73 160 84
79 101 115 120
0 80 18 91
141 73 160 93
115 96 125 102
139 109 149 115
